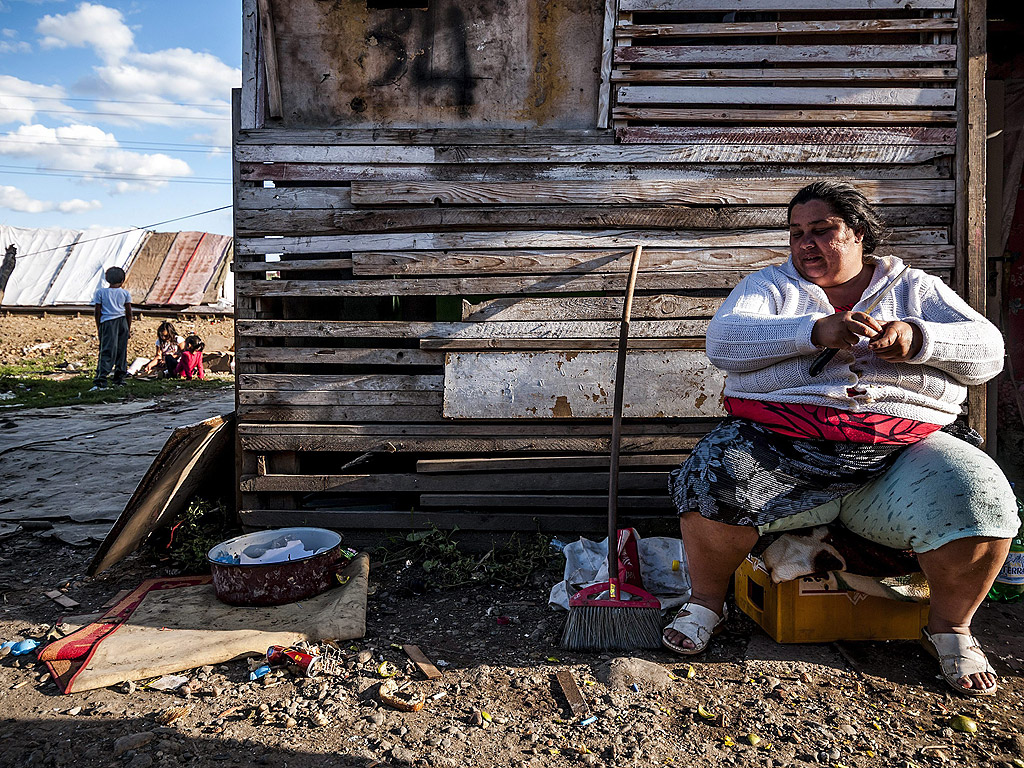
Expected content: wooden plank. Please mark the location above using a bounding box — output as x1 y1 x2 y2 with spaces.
613 45 956 65
597 0 616 128
619 19 958 37
556 670 591 718
348 179 954 207
420 339 707 351
616 126 955 145
240 226 949 254
238 405 441 422
404 645 442 681
236 187 353 210
350 245 952 276
238 421 711 437
239 433 702 454
239 391 442 407
611 67 957 83
236 348 444 366
611 107 956 125
236 128 616 146
238 374 442 391
240 0 258 129
615 86 955 108
240 471 669 493
235 140 953 165
238 160 950 184
235 201 954 233
237 509 638 534
415 454 690 473
957 0 988 443
619 0 955 9
233 258 353 272
237 319 710 340
461 295 724 322
419 494 672 509
442 351 726 419
256 0 282 119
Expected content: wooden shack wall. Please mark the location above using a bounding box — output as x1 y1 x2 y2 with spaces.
234 0 983 534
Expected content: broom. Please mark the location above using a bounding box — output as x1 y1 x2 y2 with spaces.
560 244 664 652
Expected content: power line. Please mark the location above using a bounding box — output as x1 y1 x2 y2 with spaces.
8 107 230 121
5 205 234 260
0 136 231 153
0 164 229 184
0 93 232 109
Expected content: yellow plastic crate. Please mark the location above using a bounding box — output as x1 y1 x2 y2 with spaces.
734 555 929 643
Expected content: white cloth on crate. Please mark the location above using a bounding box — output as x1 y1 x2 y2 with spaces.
548 536 691 612
705 254 1004 426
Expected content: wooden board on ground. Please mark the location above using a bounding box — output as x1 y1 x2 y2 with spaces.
403 645 442 680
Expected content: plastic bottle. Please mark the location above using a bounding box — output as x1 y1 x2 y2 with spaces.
988 494 1024 602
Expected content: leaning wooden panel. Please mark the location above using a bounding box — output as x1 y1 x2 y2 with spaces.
442 350 726 419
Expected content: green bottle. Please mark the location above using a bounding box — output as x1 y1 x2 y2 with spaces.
988 494 1024 602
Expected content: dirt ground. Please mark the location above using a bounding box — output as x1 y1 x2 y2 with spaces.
0 311 235 368
1 315 1024 768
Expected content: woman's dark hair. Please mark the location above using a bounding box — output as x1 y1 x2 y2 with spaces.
788 180 888 254
157 321 178 339
184 334 205 352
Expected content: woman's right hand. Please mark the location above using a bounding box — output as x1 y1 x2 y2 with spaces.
811 312 884 349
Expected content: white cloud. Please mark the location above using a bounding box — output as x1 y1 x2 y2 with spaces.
0 123 195 193
37 2 133 64
0 185 98 215
0 75 68 125
0 29 31 54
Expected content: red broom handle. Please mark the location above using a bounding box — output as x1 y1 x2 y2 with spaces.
608 244 643 600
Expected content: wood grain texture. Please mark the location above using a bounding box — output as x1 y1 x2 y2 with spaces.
236 348 443 366
616 86 955 108
614 44 956 65
611 107 956 125
349 179 954 207
611 67 957 83
442 350 726 419
619 0 954 10
619 19 958 37
241 471 668 493
415 454 690 473
461 295 724 322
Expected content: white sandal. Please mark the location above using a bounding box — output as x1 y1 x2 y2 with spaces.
661 602 727 656
921 628 998 697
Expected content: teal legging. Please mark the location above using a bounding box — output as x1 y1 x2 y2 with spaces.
758 430 1019 552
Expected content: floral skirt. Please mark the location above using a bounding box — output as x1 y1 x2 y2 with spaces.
668 418 905 528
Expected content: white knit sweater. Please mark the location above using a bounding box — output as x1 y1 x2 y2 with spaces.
705 254 1005 425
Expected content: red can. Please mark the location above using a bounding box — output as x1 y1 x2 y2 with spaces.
266 645 322 677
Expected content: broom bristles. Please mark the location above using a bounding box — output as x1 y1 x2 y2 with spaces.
560 604 663 652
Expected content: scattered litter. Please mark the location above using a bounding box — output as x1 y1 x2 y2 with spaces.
10 638 40 656
266 644 345 677
556 670 591 718
377 661 397 678
579 716 598 727
249 666 271 682
379 678 425 712
155 705 192 725
45 590 80 609
0 392 15 401
430 691 447 701
481 710 493 722
630 683 640 692
148 674 190 691
496 616 511 625
746 733 762 746
949 714 978 734
685 665 697 679
435 659 449 668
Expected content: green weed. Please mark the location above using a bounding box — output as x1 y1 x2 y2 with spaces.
152 498 240 573
376 526 563 589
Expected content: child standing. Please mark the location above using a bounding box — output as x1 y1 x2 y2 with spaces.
90 266 132 390
175 335 206 380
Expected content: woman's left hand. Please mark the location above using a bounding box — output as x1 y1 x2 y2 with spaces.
868 320 922 362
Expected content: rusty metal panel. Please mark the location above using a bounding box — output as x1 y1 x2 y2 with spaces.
124 232 175 304
167 234 233 307
442 350 726 419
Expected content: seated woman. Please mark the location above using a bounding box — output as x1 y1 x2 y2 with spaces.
664 180 1017 697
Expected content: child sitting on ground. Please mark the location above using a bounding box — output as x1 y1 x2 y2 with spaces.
144 321 184 377
90 266 132 390
175 335 206 380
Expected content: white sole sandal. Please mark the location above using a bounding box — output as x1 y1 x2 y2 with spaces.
661 602 727 656
921 628 998 697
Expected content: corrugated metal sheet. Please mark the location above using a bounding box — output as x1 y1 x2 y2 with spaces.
0 225 81 306
43 227 149 305
124 231 176 302
167 233 233 306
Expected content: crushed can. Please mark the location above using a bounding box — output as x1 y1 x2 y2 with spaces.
266 645 322 677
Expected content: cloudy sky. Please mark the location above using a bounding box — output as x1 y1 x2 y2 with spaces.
0 0 239 236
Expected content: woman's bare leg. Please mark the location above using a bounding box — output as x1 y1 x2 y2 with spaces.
917 536 1010 692
664 512 759 650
